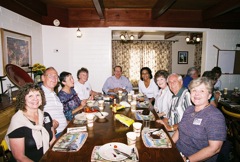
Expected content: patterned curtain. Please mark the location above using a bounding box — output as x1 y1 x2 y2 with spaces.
112 40 172 87
194 42 202 74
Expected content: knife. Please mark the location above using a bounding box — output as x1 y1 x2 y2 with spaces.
114 149 132 159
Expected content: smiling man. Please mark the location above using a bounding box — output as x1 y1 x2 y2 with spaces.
157 73 192 132
102 66 133 94
41 67 68 137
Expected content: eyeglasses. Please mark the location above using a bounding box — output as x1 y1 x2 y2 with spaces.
45 74 58 79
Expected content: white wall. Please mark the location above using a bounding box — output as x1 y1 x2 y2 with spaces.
172 36 195 74
42 26 112 92
0 7 43 92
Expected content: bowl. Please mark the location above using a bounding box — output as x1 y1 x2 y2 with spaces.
87 100 97 107
95 112 109 119
75 113 86 121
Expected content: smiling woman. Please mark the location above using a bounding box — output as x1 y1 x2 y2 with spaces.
4 83 56 162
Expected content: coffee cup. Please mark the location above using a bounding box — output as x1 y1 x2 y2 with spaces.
86 114 95 127
126 132 136 146
133 122 142 137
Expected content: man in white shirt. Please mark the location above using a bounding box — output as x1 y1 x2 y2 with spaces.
41 67 68 136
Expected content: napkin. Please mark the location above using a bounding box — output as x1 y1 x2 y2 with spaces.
141 129 172 148
135 110 155 121
52 132 88 152
91 146 139 162
115 114 134 127
67 126 87 133
120 101 131 107
110 104 125 110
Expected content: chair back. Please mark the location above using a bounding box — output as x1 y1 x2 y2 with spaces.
5 64 33 88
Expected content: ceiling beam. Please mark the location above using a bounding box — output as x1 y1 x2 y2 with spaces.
164 32 180 39
92 0 105 19
152 0 176 19
138 32 144 39
14 0 47 16
203 0 240 21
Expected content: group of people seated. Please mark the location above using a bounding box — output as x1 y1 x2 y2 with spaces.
4 65 226 162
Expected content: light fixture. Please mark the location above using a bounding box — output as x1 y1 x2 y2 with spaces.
196 36 201 42
76 28 82 38
185 33 202 44
120 32 134 42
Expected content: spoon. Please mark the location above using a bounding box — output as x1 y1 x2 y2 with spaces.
98 110 104 116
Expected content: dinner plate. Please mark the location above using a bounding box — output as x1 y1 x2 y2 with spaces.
98 142 132 161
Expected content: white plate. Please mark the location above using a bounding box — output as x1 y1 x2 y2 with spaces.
98 142 131 161
75 113 86 121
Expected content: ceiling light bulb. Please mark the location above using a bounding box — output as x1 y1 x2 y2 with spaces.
130 35 134 40
196 37 201 42
76 28 82 38
120 34 126 40
186 37 190 42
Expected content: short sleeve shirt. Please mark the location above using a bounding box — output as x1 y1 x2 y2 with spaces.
176 105 227 161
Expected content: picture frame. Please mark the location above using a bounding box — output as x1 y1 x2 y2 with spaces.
1 28 32 74
178 51 188 64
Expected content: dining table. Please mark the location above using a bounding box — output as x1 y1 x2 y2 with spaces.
40 95 184 162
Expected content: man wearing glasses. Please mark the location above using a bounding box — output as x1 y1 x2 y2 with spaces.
41 67 68 137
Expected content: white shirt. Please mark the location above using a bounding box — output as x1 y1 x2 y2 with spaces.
74 81 92 100
154 86 173 116
138 79 159 98
214 79 222 90
41 85 67 133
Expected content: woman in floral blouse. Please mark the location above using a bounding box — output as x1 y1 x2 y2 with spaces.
58 71 86 121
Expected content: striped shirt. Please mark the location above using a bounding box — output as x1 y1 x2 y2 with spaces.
168 87 192 125
42 85 68 133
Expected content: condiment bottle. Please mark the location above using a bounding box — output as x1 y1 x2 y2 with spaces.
112 99 117 113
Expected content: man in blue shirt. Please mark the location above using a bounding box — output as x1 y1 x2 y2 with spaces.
102 66 133 94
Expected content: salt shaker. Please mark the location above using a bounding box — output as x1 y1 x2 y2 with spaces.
7 84 12 101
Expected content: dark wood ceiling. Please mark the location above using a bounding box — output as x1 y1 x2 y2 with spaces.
1 0 240 29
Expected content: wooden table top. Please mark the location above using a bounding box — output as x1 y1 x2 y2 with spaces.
40 99 183 162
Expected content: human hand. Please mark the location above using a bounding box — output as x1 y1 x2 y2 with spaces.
52 119 59 129
81 100 87 106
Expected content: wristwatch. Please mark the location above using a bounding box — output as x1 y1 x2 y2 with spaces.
186 157 190 162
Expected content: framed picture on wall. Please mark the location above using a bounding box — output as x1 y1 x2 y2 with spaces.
1 28 32 74
178 51 188 64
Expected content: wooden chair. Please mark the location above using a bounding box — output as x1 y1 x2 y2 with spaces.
221 106 240 161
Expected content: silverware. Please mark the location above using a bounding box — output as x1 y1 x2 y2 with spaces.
132 147 139 160
93 106 104 116
114 149 132 159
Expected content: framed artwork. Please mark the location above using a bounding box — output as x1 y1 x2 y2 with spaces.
1 29 32 74
178 51 188 64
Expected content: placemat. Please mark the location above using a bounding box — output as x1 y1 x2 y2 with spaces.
135 110 155 121
141 129 172 148
52 132 88 152
91 146 139 162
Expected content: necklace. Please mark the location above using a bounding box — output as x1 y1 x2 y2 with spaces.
191 104 210 117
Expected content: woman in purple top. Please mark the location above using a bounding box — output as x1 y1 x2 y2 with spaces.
58 71 86 121
172 77 226 162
